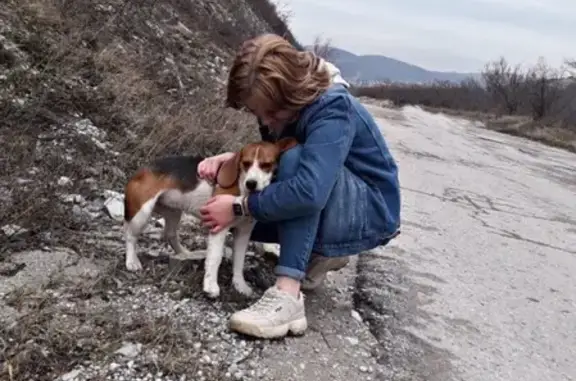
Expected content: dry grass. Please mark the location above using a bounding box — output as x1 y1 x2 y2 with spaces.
0 0 294 379
0 0 266 246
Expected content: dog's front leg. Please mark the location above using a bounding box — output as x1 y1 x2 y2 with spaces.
203 227 229 299
231 220 255 297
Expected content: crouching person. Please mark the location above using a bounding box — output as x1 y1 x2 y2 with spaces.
199 34 401 339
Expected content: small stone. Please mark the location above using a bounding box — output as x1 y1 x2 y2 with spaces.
351 310 363 323
103 194 124 221
109 362 121 371
73 194 85 204
1 224 27 237
346 336 359 346
61 369 82 381
115 342 142 358
57 176 73 186
359 365 369 373
193 342 202 350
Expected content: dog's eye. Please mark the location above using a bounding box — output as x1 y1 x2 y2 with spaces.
260 163 273 171
242 161 252 170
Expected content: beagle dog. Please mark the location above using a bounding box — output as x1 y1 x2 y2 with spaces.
123 137 297 298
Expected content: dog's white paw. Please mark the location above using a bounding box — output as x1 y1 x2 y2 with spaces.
203 281 220 299
233 279 254 297
126 259 143 271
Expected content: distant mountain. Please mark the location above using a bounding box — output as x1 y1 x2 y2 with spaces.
310 46 480 84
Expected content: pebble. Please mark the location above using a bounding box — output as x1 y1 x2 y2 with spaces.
346 336 360 345
57 176 73 186
351 309 363 323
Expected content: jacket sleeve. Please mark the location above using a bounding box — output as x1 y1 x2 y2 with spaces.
247 97 354 222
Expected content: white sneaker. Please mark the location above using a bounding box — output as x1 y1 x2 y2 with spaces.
228 286 307 339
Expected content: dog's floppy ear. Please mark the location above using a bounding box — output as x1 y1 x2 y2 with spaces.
276 137 298 153
216 152 240 189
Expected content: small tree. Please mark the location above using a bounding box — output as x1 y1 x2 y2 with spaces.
566 58 576 78
311 35 333 60
524 57 564 120
481 57 525 114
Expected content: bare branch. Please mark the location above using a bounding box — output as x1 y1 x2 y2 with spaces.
311 35 333 60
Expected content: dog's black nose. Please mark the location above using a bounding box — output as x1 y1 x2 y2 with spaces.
245 180 257 191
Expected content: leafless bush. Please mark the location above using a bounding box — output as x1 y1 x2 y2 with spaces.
351 79 491 112
311 35 333 60
481 57 526 115
524 58 565 120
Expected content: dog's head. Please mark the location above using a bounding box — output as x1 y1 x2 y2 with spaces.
216 137 298 195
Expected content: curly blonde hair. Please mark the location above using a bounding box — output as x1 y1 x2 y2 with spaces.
225 34 331 113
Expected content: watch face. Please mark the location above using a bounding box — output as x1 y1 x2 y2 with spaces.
233 203 243 216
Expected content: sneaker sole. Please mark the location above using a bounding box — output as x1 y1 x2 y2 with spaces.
229 317 308 339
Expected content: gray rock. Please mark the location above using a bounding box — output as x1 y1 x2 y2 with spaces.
115 342 143 358
1 224 27 237
57 176 73 186
104 193 125 221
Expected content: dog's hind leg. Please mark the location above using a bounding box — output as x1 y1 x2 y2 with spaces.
124 193 162 271
231 221 255 297
160 208 191 256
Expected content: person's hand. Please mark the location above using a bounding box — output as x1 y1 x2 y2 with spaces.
200 194 236 234
198 152 235 181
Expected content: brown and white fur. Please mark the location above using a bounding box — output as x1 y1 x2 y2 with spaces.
123 138 297 298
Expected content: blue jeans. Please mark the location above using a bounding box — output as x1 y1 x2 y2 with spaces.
249 145 396 281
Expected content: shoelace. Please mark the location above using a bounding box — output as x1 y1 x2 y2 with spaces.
247 290 281 313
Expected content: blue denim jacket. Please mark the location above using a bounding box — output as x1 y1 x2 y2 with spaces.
248 84 401 253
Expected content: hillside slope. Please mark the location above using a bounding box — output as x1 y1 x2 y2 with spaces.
0 0 297 246
0 1 301 380
324 47 479 84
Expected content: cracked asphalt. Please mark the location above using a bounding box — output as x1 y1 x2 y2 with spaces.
354 103 576 381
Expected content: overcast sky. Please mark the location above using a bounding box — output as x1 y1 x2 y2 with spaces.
278 0 574 73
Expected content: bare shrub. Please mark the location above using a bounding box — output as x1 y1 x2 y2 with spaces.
524 57 565 120
481 57 525 115
351 79 491 112
311 35 333 60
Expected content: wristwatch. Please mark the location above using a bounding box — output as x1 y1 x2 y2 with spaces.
233 196 248 217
